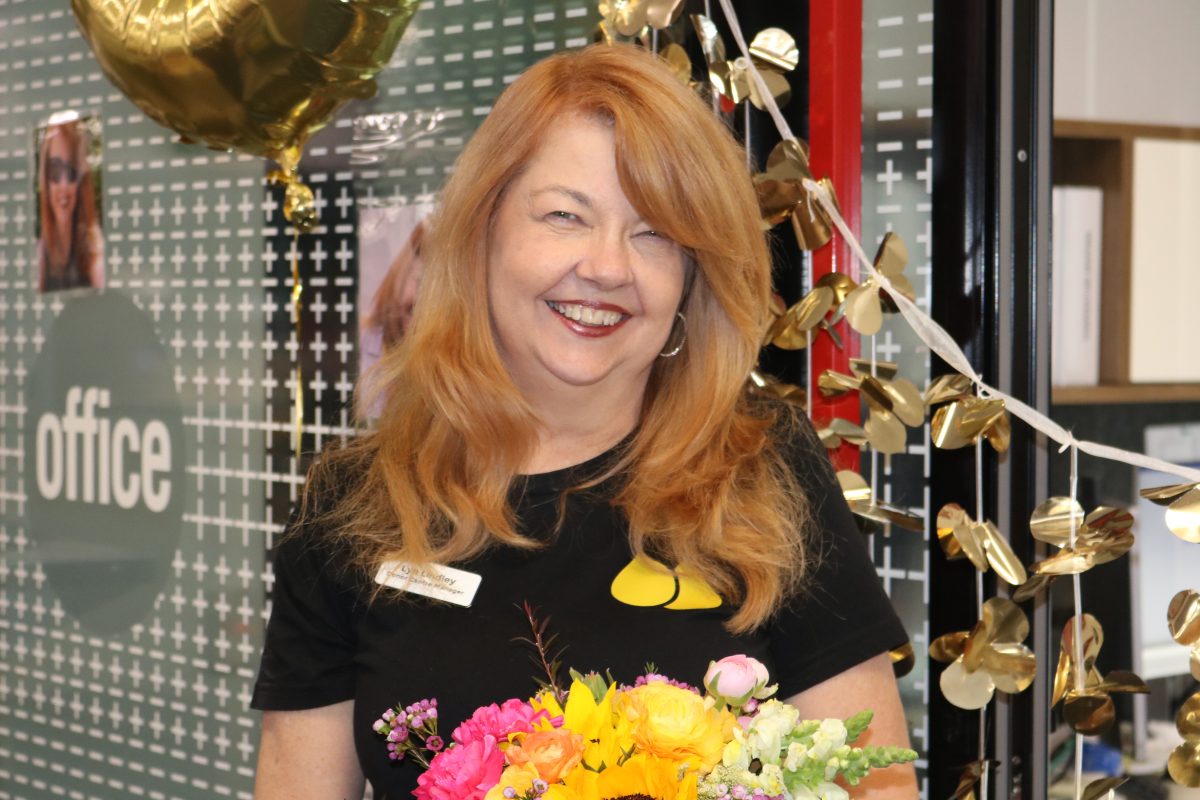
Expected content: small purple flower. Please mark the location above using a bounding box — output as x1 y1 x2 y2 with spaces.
425 735 444 752
502 789 517 799
532 778 549 795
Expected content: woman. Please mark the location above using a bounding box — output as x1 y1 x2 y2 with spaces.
253 44 916 799
37 116 103 292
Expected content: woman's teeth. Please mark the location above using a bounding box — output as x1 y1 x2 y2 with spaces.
547 301 624 327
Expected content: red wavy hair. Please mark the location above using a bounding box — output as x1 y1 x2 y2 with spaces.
320 44 811 632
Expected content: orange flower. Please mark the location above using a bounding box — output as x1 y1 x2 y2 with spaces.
506 728 586 783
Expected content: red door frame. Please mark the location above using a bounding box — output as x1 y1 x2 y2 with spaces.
808 0 863 472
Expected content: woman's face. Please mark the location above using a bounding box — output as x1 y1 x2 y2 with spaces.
486 114 688 404
45 130 81 229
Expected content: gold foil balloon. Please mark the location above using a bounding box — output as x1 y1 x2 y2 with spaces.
71 0 419 230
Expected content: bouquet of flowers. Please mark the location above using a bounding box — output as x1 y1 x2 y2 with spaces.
373 654 916 800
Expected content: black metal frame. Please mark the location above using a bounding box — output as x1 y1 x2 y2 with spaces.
930 1 1053 797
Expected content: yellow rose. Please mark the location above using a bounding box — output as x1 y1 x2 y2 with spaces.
616 683 734 771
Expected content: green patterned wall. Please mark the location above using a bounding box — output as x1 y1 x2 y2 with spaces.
0 3 591 798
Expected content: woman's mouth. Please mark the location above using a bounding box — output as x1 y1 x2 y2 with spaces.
545 300 630 335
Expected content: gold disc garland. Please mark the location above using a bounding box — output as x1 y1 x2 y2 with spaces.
1051 614 1149 735
818 359 925 455
596 2 1200 787
837 470 924 533
929 598 1037 710
1168 589 1200 682
1167 589 1200 787
935 504 1027 587
597 0 685 40
691 14 798 111
842 233 915 337
1012 500 1136 602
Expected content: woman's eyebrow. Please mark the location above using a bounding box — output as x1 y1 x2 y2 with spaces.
530 185 592 208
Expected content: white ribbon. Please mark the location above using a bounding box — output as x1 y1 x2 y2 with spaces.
713 0 1200 485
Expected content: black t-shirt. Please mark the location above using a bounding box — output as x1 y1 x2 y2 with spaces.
251 427 908 798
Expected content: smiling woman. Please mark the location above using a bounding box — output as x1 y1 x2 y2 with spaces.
36 114 104 293
252 43 915 800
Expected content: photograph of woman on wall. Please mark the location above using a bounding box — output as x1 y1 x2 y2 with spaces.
35 112 104 293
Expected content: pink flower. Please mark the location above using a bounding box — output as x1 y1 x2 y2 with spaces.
451 698 548 747
414 735 505 800
703 655 776 706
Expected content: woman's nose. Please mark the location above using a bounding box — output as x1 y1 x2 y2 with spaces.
575 230 634 289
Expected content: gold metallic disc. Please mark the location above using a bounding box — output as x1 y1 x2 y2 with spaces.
983 596 1030 643
660 43 693 86
925 373 974 407
1013 572 1056 604
844 282 883 336
1166 486 1200 543
890 642 915 677
837 470 872 504
790 177 837 251
981 642 1037 693
865 410 907 454
1177 692 1200 738
980 521 1028 586
940 658 995 710
1064 691 1115 735
874 232 909 278
815 271 857 305
936 503 970 561
1029 496 1085 548
1167 740 1200 788
850 357 899 382
955 521 990 573
885 377 927 427
1141 481 1197 506
931 402 973 450
1052 648 1071 708
748 27 799 71
930 631 969 663
1168 590 1200 647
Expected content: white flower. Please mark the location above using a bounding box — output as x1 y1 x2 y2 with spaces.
808 718 848 761
785 740 810 771
756 764 788 795
745 700 799 764
815 782 849 800
722 730 751 770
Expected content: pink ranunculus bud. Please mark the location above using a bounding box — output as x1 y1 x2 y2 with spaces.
703 655 776 706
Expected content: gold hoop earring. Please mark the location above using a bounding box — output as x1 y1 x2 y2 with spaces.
659 312 687 358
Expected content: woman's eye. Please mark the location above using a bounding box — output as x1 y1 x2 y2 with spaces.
636 229 673 245
546 210 578 223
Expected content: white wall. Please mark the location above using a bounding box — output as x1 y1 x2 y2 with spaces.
1055 0 1200 127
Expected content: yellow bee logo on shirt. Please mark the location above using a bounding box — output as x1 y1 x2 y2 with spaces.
610 556 723 610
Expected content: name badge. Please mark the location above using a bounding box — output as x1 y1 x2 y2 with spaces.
374 560 481 608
